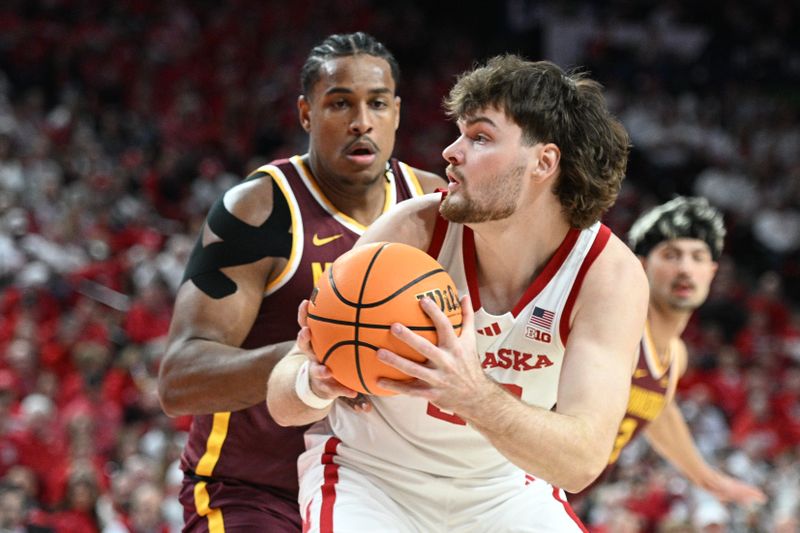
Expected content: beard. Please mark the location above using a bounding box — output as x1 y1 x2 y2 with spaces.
440 163 525 224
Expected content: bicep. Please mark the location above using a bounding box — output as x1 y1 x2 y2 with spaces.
167 175 290 348
556 254 648 437
168 255 280 348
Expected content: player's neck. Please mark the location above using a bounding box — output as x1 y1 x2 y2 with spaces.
470 201 571 314
304 154 387 226
647 304 691 355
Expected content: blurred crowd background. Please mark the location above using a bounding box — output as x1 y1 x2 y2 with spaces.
0 1 797 531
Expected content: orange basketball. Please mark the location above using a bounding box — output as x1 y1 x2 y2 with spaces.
307 242 462 396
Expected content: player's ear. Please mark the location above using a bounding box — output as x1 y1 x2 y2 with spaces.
298 95 311 132
532 142 560 183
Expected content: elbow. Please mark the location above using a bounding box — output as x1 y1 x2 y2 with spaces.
561 459 606 494
157 359 187 417
269 409 295 428
157 375 183 418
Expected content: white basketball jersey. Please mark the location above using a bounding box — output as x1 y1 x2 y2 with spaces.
320 216 611 480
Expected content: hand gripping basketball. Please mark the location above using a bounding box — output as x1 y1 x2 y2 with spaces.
306 242 463 396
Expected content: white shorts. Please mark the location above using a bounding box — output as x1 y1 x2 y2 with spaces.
298 433 586 532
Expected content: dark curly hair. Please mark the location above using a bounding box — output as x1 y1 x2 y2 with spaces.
444 55 630 228
628 196 726 260
300 32 399 96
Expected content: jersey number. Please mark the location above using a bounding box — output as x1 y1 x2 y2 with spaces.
426 383 523 425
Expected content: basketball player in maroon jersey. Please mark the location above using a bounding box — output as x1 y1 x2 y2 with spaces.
157 33 443 532
269 56 649 532
571 197 765 507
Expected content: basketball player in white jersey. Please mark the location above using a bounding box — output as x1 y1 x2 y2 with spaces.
268 55 649 532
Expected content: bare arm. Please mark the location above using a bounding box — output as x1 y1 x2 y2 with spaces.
158 176 294 416
266 195 441 425
378 236 649 492
645 343 766 505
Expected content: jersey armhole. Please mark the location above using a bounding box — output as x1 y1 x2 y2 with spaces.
558 224 612 346
426 190 449 259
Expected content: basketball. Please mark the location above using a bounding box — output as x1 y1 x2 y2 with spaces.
306 241 462 396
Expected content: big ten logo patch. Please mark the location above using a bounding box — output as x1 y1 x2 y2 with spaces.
312 262 333 287
415 285 460 314
524 327 552 343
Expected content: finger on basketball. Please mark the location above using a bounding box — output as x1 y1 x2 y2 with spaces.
388 323 440 362
310 363 358 399
377 347 436 381
297 299 309 328
297 327 314 358
376 376 431 398
459 295 474 335
419 296 460 345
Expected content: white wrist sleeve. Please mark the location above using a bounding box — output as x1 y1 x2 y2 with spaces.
294 360 334 409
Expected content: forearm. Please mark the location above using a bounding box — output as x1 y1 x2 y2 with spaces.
158 339 294 416
644 401 714 486
464 385 611 492
266 353 332 427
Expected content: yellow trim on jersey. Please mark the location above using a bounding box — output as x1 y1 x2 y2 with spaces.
195 412 231 476
257 165 303 294
194 481 225 532
399 161 424 196
292 155 393 232
642 320 671 379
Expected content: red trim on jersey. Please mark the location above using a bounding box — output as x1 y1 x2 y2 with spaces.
319 437 342 533
427 191 449 259
302 503 311 533
552 486 589 532
559 224 612 346
464 226 580 316
462 226 481 312
511 227 581 317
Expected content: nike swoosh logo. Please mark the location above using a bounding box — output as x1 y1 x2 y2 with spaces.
312 233 343 246
633 369 649 379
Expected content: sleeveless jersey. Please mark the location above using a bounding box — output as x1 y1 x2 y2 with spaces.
322 210 611 480
572 321 679 498
181 155 425 496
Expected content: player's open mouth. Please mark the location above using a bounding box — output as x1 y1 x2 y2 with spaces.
345 141 377 165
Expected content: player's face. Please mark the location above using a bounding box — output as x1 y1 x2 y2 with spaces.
644 238 718 312
439 107 532 223
299 55 400 188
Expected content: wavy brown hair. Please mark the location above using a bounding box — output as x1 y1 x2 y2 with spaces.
444 55 630 228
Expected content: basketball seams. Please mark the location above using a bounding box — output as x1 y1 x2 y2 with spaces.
327 267 449 309
307 313 463 332
352 243 390 394
308 241 463 396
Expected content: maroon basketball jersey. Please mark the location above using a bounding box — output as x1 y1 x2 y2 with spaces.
180 155 425 497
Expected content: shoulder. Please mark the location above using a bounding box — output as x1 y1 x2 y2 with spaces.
574 230 648 319
359 193 444 250
220 170 279 227
587 231 647 293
